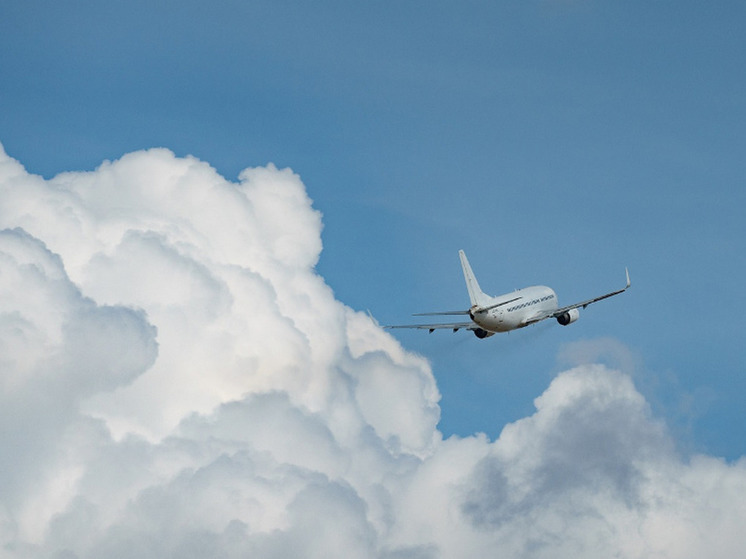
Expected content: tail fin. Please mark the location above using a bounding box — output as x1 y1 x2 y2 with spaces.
458 250 491 308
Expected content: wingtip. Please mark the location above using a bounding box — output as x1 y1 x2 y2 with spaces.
625 267 631 288
366 309 378 324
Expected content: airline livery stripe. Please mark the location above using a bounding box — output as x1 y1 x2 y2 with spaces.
507 294 555 312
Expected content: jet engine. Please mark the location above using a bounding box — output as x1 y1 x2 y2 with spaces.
556 308 580 326
474 328 495 339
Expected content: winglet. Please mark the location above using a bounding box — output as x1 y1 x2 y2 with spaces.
366 309 379 326
625 267 631 289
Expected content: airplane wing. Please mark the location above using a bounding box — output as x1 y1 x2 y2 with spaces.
385 321 477 333
520 310 555 326
523 268 631 326
554 268 631 314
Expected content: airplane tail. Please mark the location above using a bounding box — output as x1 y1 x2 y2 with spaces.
458 250 491 308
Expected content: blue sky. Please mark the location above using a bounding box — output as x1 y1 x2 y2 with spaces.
2 0 745 460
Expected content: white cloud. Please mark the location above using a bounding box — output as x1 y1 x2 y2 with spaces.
1 142 745 558
0 226 157 545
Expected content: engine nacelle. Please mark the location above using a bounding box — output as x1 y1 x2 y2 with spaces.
473 328 495 339
556 308 580 326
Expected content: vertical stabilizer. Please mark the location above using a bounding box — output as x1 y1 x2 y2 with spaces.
458 250 491 308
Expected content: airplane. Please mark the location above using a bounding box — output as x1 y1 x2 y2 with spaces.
386 250 630 339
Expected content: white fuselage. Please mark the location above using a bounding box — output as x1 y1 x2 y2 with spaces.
470 286 558 333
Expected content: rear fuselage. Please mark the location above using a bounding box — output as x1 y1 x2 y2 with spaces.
470 286 557 333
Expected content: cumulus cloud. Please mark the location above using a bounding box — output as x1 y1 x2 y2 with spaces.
1 142 745 558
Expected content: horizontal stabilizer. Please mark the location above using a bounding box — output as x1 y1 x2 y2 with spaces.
385 321 476 331
413 310 470 316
